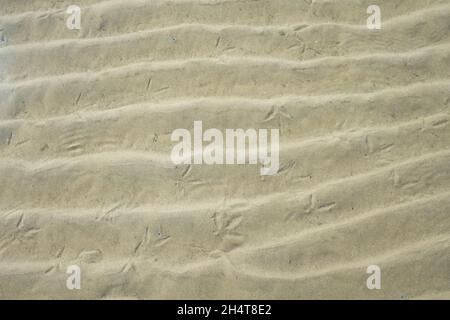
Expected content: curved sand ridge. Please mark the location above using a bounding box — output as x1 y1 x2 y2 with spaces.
0 0 449 299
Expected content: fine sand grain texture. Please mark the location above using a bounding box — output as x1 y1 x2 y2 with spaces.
0 0 449 299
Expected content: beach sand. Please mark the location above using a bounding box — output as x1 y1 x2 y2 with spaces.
0 0 449 299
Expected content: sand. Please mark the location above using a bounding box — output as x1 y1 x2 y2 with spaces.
0 0 449 299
